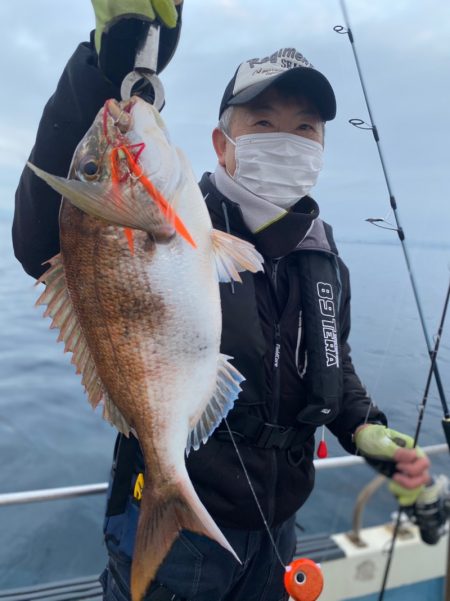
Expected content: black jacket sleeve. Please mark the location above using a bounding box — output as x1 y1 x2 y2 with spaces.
12 37 120 279
327 259 387 453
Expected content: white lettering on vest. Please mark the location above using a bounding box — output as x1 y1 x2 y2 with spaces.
317 282 340 368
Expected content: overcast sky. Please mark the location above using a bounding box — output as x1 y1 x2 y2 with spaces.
1 0 450 245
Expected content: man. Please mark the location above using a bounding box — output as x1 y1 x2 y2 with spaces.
13 2 430 600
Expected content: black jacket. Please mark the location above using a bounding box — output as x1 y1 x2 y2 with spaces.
13 41 386 531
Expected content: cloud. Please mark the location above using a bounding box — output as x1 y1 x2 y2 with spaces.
1 0 450 242
14 29 47 55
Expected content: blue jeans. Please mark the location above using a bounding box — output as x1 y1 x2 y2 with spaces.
100 516 296 601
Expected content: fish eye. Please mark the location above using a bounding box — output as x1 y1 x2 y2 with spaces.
80 158 100 181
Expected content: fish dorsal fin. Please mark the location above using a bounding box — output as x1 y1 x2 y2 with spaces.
186 354 244 455
211 229 264 283
36 254 131 435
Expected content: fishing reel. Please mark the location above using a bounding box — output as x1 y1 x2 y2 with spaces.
407 475 450 545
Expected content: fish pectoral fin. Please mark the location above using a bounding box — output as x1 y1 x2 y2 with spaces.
186 354 244 455
27 162 162 233
36 254 131 435
132 476 240 601
211 229 264 283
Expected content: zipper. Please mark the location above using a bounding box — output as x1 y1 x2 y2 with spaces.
266 259 281 524
266 259 282 524
270 259 282 420
271 259 279 293
221 200 235 294
267 321 281 524
295 310 306 378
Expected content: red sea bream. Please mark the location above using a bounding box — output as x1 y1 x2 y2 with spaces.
28 96 263 601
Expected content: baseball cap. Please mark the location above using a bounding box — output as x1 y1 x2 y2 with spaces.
219 48 336 121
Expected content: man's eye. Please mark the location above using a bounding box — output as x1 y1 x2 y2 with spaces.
256 120 272 127
298 123 314 131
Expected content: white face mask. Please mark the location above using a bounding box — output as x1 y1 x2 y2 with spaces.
224 131 323 209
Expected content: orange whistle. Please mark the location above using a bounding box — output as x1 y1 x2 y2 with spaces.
284 558 324 601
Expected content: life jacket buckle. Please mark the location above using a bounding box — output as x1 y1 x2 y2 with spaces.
256 423 295 449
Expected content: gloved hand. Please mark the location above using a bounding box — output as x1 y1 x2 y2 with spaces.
91 0 183 86
93 0 182 54
354 424 430 506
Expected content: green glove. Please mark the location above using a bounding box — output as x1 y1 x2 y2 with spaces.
355 425 425 506
91 0 183 86
92 0 181 56
388 480 425 507
354 425 416 458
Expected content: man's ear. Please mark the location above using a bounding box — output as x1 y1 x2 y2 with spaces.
212 128 227 167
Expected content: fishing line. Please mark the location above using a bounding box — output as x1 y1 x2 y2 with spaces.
313 311 396 566
223 418 287 569
223 231 411 583
316 299 398 568
362 275 409 403
313 258 411 568
224 421 326 600
349 275 408 449
335 0 449 421
377 277 450 601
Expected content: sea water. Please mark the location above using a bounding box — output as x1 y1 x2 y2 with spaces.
0 216 449 588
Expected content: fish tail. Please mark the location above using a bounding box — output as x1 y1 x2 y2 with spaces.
131 476 240 601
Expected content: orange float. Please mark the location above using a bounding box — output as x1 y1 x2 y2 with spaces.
284 558 324 601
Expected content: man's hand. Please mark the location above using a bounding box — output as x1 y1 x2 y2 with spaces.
92 1 183 56
354 424 431 506
91 0 183 87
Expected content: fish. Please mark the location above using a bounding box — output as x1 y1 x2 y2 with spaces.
28 96 264 601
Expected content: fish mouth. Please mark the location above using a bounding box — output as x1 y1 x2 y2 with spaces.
105 98 135 134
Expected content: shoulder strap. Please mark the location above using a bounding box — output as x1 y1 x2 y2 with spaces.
295 251 344 425
322 221 339 255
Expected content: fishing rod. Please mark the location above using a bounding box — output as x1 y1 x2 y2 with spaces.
377 277 450 601
334 0 450 448
334 4 450 598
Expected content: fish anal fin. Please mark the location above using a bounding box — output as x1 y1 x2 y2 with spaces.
211 229 264 283
103 392 131 435
36 253 131 435
186 354 244 455
131 476 239 601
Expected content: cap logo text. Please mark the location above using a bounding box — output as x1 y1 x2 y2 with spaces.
247 48 314 70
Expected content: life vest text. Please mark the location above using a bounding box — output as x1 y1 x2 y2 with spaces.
317 282 339 368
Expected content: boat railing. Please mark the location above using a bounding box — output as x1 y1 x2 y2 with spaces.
0 443 447 507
